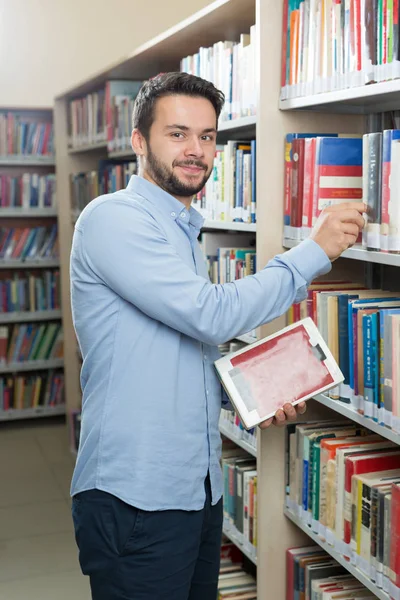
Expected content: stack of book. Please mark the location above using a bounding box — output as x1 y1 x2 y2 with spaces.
70 161 137 216
0 173 56 209
0 322 63 364
0 113 54 158
285 420 400 596
69 89 107 148
280 0 400 100
0 270 61 313
363 129 400 253
68 80 143 151
0 370 64 411
181 28 257 122
105 80 142 153
193 140 256 223
218 538 257 599
287 545 375 599
288 282 400 429
222 445 257 560
283 133 362 242
0 225 58 261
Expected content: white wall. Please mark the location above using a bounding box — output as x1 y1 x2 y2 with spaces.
0 0 211 107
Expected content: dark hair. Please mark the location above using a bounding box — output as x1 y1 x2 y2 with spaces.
132 72 225 139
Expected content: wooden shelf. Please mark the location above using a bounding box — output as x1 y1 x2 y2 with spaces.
0 359 64 374
279 79 400 114
284 508 389 600
314 393 400 445
108 149 135 159
218 115 256 133
56 0 256 100
0 259 60 269
0 404 65 422
0 310 62 324
203 221 256 232
283 238 400 267
0 208 57 218
223 519 257 566
219 420 257 458
68 141 107 154
0 156 55 167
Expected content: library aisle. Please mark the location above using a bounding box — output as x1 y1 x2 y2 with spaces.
0 420 90 600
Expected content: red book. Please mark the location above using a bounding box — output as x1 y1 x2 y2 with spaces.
343 451 400 545
281 0 289 89
290 138 305 239
12 228 31 259
390 483 400 590
303 138 316 236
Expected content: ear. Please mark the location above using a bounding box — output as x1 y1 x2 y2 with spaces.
131 128 147 157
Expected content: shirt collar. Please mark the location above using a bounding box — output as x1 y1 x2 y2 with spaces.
127 175 205 234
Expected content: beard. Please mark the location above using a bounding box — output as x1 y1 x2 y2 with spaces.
145 145 212 197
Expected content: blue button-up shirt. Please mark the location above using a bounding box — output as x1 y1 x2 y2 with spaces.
70 175 331 510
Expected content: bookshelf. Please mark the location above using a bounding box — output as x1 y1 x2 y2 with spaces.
52 0 400 596
0 107 64 421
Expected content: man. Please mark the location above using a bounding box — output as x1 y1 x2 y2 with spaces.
70 72 365 600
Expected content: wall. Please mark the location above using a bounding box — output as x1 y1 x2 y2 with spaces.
0 0 211 107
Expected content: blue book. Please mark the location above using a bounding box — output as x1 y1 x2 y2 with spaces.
338 294 359 403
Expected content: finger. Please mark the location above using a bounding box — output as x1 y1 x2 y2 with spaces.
342 223 360 237
283 403 297 421
344 233 358 247
274 408 286 425
325 202 367 214
297 402 307 415
259 417 273 429
336 210 365 229
272 415 287 428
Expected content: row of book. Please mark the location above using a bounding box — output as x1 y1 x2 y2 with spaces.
285 420 400 595
219 409 257 452
218 538 257 599
0 370 64 411
0 323 63 364
222 442 257 560
206 245 256 284
0 113 54 157
363 129 400 253
181 27 257 122
284 133 362 242
70 161 137 215
288 282 400 429
0 271 61 313
192 140 257 224
0 225 58 261
0 174 56 209
280 0 400 100
69 81 143 150
287 544 376 600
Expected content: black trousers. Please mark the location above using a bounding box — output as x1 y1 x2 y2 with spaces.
72 475 223 600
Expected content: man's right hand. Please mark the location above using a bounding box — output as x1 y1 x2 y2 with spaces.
310 202 367 261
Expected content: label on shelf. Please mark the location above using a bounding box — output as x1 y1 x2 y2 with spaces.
357 556 371 578
325 528 335 547
318 523 327 538
376 572 383 589
364 402 373 419
383 576 390 593
311 519 319 533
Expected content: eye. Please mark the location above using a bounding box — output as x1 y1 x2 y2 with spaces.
171 132 184 139
201 135 214 142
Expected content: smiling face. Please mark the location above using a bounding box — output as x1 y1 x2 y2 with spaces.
132 94 218 206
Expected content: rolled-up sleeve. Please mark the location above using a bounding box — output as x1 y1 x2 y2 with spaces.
80 200 331 347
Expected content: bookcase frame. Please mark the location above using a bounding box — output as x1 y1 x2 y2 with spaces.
52 0 400 596
0 106 64 421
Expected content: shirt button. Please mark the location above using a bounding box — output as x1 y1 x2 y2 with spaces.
171 211 176 217
204 354 208 360
180 212 186 218
206 389 209 395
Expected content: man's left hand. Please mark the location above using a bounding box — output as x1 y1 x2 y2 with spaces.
258 402 307 430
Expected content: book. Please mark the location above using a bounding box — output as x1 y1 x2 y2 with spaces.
214 318 343 429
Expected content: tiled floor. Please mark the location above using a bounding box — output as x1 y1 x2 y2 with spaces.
0 419 90 599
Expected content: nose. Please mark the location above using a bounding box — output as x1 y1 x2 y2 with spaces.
185 135 205 157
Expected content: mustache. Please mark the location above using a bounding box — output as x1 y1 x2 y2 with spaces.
173 160 208 171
